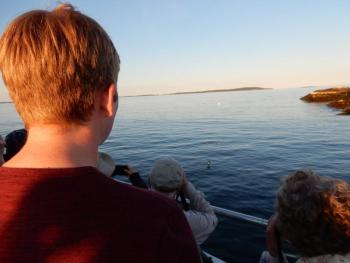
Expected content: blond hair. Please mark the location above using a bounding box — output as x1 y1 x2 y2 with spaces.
0 3 120 125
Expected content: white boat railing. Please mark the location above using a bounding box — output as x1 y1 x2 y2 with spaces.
211 205 268 226
210 205 298 260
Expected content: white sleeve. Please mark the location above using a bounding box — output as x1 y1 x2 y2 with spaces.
183 182 218 245
258 251 289 263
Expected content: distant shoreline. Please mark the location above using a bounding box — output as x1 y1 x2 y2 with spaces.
123 87 271 97
0 87 270 102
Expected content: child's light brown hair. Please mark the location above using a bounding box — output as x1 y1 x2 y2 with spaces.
0 3 120 125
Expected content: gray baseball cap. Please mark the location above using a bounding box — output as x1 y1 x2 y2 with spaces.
97 152 115 177
149 157 185 192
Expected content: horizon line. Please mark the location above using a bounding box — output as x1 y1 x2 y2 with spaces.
1 84 349 102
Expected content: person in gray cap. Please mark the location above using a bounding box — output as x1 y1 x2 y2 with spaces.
148 157 218 246
119 157 217 262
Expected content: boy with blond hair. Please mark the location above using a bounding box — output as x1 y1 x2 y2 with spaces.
0 4 201 262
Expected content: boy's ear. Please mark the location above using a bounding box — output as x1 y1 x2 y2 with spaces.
100 83 117 117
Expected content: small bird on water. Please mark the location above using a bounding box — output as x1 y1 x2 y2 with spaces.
207 160 212 169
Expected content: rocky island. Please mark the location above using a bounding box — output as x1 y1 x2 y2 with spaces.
301 86 350 115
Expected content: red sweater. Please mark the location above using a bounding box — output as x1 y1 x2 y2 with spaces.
0 167 201 263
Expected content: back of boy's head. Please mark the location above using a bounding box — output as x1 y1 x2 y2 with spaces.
0 3 120 125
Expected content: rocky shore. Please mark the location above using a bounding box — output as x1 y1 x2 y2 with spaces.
301 87 350 115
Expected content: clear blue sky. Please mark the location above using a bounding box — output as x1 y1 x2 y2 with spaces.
0 0 350 98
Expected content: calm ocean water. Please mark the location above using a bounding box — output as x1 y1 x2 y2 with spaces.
1 87 350 262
